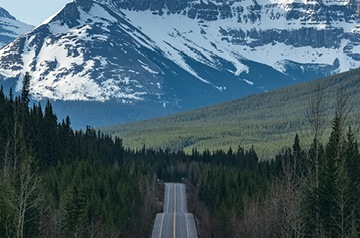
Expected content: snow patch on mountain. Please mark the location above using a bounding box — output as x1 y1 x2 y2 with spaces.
0 7 34 48
0 0 359 105
124 10 250 78
123 8 359 77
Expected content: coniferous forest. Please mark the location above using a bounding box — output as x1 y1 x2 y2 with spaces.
1 74 360 238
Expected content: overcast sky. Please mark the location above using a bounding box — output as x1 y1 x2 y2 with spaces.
0 0 71 26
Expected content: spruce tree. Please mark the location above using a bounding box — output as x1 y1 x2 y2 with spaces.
21 72 31 106
292 133 304 175
345 128 360 235
318 114 342 237
63 184 87 237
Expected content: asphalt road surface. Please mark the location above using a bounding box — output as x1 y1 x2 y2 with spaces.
151 183 198 238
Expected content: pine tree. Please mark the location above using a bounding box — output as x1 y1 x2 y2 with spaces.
317 113 356 237
41 100 60 169
292 133 304 175
318 114 342 237
63 184 87 237
21 72 31 106
345 128 360 236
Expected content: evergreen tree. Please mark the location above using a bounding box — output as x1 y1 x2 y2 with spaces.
318 114 342 237
317 113 357 237
21 72 31 106
292 133 304 175
41 100 60 169
63 184 87 238
345 128 360 236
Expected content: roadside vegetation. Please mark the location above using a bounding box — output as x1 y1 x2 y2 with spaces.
0 75 161 237
1 69 360 237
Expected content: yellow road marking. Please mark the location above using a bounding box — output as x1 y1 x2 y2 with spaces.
174 185 177 238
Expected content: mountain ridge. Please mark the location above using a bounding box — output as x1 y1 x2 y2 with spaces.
0 7 33 48
0 0 359 127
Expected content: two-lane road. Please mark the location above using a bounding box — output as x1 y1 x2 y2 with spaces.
151 183 198 238
164 183 187 213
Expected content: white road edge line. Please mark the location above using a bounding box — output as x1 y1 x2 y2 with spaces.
185 213 190 238
166 184 170 213
159 213 164 238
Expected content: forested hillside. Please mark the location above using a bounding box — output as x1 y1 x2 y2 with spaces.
0 74 162 237
1 73 360 237
102 67 360 158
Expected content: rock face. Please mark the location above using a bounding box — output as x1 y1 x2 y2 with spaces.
114 0 360 58
0 7 34 48
116 0 360 54
0 0 359 127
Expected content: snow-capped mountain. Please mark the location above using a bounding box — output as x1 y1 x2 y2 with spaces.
0 0 359 127
0 7 33 48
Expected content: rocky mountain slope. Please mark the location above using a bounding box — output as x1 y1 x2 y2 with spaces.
0 0 359 127
0 7 33 48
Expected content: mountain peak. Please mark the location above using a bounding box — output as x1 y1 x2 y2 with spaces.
0 0 359 126
0 7 34 48
0 7 16 20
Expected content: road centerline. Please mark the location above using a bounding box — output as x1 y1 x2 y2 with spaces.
166 184 170 213
151 183 198 238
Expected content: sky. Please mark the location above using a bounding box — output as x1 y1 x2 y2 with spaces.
0 0 71 26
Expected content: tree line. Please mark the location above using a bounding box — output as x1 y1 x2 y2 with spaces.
186 88 360 237
1 73 359 237
0 74 162 237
